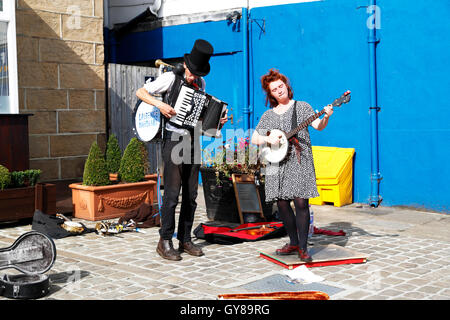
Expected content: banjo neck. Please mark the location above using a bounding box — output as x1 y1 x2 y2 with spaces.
261 91 351 164
284 90 351 140
285 108 326 140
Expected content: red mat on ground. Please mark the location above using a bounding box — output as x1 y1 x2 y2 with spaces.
260 244 368 269
313 226 346 236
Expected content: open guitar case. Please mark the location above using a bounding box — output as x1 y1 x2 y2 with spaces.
194 221 286 245
0 231 56 299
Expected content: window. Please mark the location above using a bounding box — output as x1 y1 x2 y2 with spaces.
0 0 18 114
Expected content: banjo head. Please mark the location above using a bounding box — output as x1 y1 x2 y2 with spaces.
261 129 289 164
133 100 162 142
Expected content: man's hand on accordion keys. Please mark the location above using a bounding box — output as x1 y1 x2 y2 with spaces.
159 102 177 118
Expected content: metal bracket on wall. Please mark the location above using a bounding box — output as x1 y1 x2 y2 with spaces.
370 173 383 183
369 106 381 112
369 195 383 207
251 19 266 34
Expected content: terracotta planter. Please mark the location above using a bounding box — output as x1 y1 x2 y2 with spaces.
0 183 56 222
69 180 156 221
144 174 160 203
144 173 158 181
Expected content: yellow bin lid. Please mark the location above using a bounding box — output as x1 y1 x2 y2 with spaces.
312 146 355 185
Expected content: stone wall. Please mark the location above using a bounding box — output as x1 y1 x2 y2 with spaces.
16 0 105 181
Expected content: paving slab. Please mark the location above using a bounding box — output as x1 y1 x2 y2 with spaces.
0 187 448 301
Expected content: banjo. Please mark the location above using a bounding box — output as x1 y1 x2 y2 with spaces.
261 91 351 164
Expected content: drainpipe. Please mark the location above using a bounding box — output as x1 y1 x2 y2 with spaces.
242 7 251 133
248 9 255 130
367 1 382 207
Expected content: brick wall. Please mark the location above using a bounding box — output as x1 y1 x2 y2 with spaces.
16 0 105 181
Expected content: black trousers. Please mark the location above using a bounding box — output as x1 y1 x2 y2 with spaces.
159 131 200 242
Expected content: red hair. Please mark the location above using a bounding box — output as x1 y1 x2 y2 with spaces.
261 69 294 108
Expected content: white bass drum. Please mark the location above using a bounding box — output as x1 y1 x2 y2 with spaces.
132 99 163 142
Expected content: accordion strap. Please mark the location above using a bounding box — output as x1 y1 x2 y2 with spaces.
163 74 184 107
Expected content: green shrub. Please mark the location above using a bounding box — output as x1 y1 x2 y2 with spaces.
25 169 41 186
119 138 145 183
0 165 11 190
105 134 122 174
9 169 41 188
10 171 25 188
82 141 110 186
138 139 150 175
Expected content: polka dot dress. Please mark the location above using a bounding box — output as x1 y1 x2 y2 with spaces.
256 100 320 202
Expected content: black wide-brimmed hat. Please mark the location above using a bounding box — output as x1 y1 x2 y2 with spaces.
184 39 214 77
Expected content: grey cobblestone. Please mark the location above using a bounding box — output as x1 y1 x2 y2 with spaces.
0 189 449 301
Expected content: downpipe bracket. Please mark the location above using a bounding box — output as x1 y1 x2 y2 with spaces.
369 195 383 207
370 173 383 183
367 37 380 44
369 173 383 207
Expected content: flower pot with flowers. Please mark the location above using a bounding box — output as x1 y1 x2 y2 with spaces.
69 137 156 221
200 137 274 223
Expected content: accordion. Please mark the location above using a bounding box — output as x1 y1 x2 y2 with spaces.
169 83 228 137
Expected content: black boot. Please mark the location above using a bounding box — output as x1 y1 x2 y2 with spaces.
157 238 182 261
178 241 204 256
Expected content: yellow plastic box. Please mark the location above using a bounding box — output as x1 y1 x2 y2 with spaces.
310 146 355 207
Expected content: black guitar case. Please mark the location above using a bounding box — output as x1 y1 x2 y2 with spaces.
0 231 56 299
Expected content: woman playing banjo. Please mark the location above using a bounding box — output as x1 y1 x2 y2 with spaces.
251 69 333 262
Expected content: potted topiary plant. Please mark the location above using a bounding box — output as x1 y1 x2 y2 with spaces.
105 134 122 182
69 138 156 221
119 137 145 183
0 165 56 222
83 142 110 186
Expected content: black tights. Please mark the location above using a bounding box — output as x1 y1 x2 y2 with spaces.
277 198 310 250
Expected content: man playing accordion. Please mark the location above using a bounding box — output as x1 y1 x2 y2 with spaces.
136 39 228 261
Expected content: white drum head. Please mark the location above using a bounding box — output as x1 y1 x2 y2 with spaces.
134 101 161 142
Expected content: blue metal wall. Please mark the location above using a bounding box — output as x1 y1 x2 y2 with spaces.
110 0 450 212
250 1 372 208
110 18 245 112
375 0 450 212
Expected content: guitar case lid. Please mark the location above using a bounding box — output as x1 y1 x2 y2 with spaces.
0 231 56 299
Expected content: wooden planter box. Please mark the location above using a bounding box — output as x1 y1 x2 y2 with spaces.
69 180 156 221
0 183 56 222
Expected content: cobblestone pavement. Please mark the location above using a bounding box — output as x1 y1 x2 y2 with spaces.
0 190 449 301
